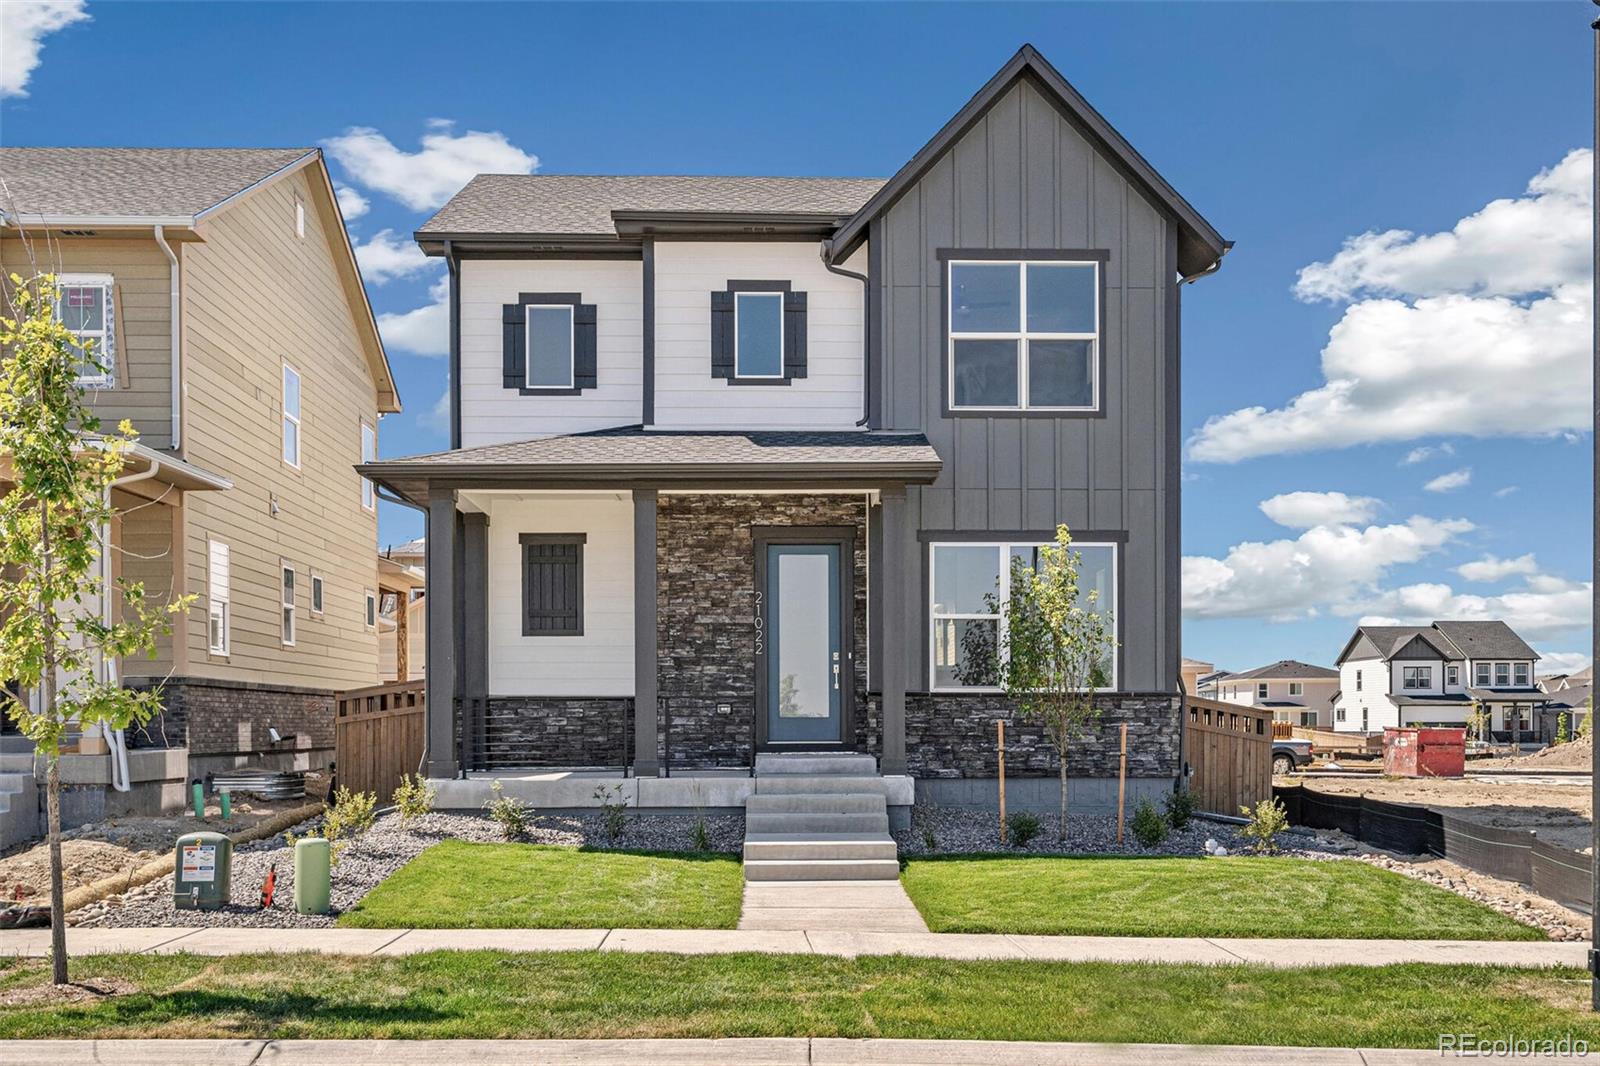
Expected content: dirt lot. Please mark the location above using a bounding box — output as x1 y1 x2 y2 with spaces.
0 795 317 905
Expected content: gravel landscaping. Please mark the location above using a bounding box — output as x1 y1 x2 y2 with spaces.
71 809 743 930
894 804 1322 859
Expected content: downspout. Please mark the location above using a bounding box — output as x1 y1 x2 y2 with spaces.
153 226 181 451
820 241 872 427
101 459 163 792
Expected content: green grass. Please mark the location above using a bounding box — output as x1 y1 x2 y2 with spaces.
335 841 743 929
0 952 1592 1046
900 855 1546 940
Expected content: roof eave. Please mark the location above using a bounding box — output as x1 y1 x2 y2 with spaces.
415 232 640 258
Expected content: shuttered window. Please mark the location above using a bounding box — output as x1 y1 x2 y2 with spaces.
711 281 807 383
520 533 585 636
502 293 597 395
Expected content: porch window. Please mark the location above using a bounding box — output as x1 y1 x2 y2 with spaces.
928 539 1116 691
520 533 585 636
1403 666 1431 690
207 539 230 655
1299 710 1318 727
1514 663 1530 687
58 274 116 386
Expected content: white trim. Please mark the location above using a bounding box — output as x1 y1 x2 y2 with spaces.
524 304 576 389
946 259 1100 412
360 420 376 511
311 573 325 615
206 538 230 656
57 273 116 387
280 561 297 647
733 290 786 379
282 363 302 469
364 588 378 630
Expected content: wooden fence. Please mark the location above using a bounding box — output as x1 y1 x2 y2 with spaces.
334 680 425 805
1185 695 1272 817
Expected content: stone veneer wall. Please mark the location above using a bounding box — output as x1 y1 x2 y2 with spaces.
656 494 869 770
123 676 335 760
476 697 633 770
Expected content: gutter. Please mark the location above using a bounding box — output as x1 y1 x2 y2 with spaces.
1181 241 1234 285
820 240 872 427
153 225 181 450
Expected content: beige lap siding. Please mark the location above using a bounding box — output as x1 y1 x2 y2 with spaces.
178 167 381 691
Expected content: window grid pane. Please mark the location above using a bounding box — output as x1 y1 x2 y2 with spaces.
948 260 1098 411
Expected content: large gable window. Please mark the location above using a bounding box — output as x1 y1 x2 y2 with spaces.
58 274 116 387
944 255 1102 413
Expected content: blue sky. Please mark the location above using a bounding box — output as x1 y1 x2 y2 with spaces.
3 1 1592 675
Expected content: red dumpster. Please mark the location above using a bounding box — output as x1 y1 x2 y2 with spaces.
1383 727 1466 778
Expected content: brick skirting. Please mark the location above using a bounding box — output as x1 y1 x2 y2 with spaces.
122 676 335 758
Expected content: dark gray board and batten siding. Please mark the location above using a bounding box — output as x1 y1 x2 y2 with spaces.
875 78 1179 693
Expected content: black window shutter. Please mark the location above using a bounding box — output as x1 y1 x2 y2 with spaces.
783 290 807 379
502 303 526 389
522 539 583 636
710 290 735 379
574 304 598 390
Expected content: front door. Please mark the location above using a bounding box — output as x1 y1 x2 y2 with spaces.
756 534 851 746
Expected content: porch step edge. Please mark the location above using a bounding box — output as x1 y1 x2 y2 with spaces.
742 857 902 881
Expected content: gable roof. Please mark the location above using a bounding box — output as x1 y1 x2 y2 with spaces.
827 44 1228 276
1336 625 1456 665
1336 620 1541 666
1223 660 1338 682
1432 621 1540 662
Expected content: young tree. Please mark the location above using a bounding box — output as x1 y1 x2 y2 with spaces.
0 273 188 984
999 524 1117 841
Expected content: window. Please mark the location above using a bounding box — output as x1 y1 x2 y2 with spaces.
929 539 1117 691
207 540 230 655
295 198 306 238
1299 710 1318 727
1403 666 1431 690
364 589 377 630
57 274 116 386
1514 663 1530 687
1335 706 1347 723
1447 665 1459 686
1475 662 1491 686
311 574 325 615
521 534 585 636
946 257 1100 411
1289 681 1304 697
525 304 575 389
1256 683 1269 700
1356 670 1363 692
360 421 376 510
281 563 296 646
735 291 784 378
1494 662 1510 687
282 364 302 468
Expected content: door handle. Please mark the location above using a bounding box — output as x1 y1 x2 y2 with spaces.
833 663 840 690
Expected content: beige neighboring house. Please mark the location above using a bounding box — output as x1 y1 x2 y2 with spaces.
1180 657 1215 695
1213 660 1340 728
378 546 426 682
0 147 401 790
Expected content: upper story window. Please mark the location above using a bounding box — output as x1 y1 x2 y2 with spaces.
1256 683 1269 699
944 254 1103 414
1475 662 1491 686
58 274 116 387
294 198 306 238
736 292 784 378
1494 662 1510 687
282 364 302 468
1289 682 1304 697
360 421 376 510
526 305 575 388
711 281 807 384
1403 666 1431 690
1514 663 1530 687
1446 664 1460 686
501 293 596 395
1356 670 1363 692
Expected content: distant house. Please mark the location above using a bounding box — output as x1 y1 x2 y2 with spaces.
1540 665 1592 693
1180 657 1215 695
1212 660 1339 728
378 550 425 682
1332 620 1551 743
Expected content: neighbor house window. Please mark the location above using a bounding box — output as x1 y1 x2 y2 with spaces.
525 305 575 389
735 291 784 378
311 574 325 615
1336 706 1346 723
1514 663 1530 687
1447 665 1460 686
282 364 302 468
929 540 1116 691
521 534 585 636
1289 682 1304 697
207 539 230 655
1256 683 1269 699
1299 710 1318 727
364 589 377 630
1403 666 1431 690
58 274 115 386
360 421 376 510
280 563 296 646
1475 662 1492 686
294 198 306 238
1494 662 1510 687
1356 670 1363 692
946 257 1100 411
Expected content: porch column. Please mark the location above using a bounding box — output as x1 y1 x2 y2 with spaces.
632 488 660 776
424 487 458 778
879 485 908 775
461 511 490 770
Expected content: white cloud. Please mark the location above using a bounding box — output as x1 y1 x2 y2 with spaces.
324 121 538 211
0 0 88 97
1182 514 1473 621
1494 485 1519 498
1357 573 1591 642
376 273 448 356
1401 443 1454 465
352 229 430 284
1456 553 1539 582
1258 491 1380 529
1188 151 1592 463
1537 651 1592 676
1423 468 1472 493
335 185 370 221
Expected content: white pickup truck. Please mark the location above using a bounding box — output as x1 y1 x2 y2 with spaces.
1271 737 1314 776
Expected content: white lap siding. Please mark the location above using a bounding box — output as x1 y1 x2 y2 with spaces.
485 494 634 697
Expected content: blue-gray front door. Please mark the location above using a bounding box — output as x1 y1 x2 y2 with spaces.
763 543 843 744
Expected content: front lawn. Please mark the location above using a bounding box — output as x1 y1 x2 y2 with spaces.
336 841 744 929
0 952 1591 1046
901 855 1544 940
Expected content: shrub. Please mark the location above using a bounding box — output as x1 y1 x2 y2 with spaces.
288 786 377 865
1163 788 1195 830
689 814 711 852
392 773 436 823
1239 797 1289 855
1579 707 1593 741
1556 712 1570 746
1130 798 1168 848
594 784 628 844
484 780 532 840
1006 811 1041 847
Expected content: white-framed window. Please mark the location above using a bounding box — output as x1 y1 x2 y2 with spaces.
364 589 377 630
311 573 325 615
1403 666 1431 690
1336 705 1347 723
1494 662 1510 687
1289 682 1304 697
1256 683 1269 700
207 539 230 655
928 539 1117 691
1514 663 1530 687
947 258 1099 411
734 290 785 379
1299 710 1318 727
57 273 116 387
360 420 376 511
1356 670 1363 692
1475 662 1491 686
1446 665 1459 687
282 363 302 468
281 563 296 646
525 304 575 389
295 197 306 238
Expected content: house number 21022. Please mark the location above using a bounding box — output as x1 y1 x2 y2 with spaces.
753 589 764 656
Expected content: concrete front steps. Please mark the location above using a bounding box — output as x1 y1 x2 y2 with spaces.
741 753 900 881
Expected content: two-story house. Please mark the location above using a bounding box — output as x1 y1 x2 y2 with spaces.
0 147 400 798
1332 620 1551 743
1213 660 1339 728
362 45 1227 839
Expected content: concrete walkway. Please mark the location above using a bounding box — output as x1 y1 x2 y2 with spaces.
0 1037 1538 1065
0 926 1581 967
738 879 929 932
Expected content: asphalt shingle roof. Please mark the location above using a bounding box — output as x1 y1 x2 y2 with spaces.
1433 621 1541 662
417 174 887 236
0 147 313 219
1221 660 1338 682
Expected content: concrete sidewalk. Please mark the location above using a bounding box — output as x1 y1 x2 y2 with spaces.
0 1037 1527 1065
0 925 1581 967
738 879 929 932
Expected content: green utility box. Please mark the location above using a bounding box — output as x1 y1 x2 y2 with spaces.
173 831 232 910
294 836 331 915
